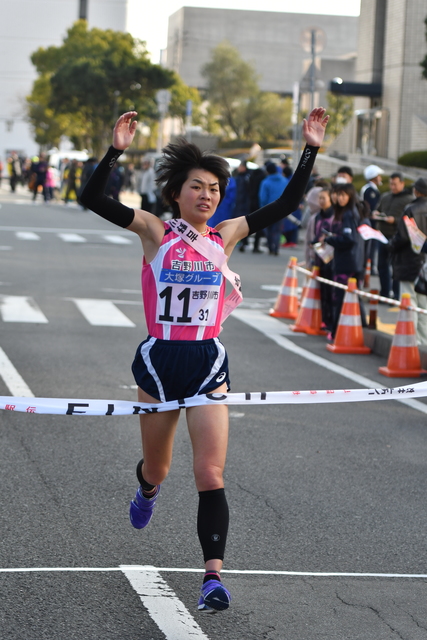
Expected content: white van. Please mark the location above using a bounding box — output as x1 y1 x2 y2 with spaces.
47 149 89 170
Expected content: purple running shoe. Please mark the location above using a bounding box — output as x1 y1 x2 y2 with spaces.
197 579 231 613
129 485 160 529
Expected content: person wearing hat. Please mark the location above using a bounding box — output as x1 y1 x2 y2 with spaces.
389 177 427 343
360 164 384 212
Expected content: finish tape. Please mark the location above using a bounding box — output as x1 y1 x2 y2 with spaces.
1 380 426 415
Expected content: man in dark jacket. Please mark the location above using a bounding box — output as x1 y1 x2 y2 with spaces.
234 161 252 252
390 178 427 344
372 172 413 298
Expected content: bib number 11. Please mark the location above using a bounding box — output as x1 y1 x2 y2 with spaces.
159 286 191 323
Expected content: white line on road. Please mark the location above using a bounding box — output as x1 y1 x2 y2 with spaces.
1 565 427 579
232 308 427 416
58 233 87 243
69 298 136 327
15 231 40 240
0 346 34 397
103 234 133 245
121 566 209 639
0 295 49 323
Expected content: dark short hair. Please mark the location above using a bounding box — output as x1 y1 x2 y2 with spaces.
333 182 357 214
337 165 353 178
265 162 277 175
156 139 230 218
390 172 404 181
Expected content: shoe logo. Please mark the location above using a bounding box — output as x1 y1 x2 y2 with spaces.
211 534 220 542
215 372 226 383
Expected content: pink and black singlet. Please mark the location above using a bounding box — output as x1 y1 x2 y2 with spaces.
142 222 226 341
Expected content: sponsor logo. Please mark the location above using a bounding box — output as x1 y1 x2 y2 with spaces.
211 534 220 542
176 247 186 259
216 372 226 383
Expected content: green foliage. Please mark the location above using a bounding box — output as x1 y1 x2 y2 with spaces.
326 92 354 138
201 41 292 142
168 78 203 126
27 20 175 154
398 150 427 169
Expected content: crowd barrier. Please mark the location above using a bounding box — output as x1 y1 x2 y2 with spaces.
270 257 427 378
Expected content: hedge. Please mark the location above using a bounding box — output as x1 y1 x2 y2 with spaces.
397 151 427 169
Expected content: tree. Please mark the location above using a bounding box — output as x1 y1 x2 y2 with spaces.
326 92 354 139
27 20 175 154
168 77 203 128
201 41 292 142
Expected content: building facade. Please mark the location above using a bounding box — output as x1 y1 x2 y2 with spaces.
330 0 427 161
166 7 358 104
0 0 128 159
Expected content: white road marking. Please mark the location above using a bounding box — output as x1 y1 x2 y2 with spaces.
58 233 87 243
70 298 136 327
1 565 427 579
0 295 48 323
121 566 209 639
232 308 427 416
103 234 132 245
15 231 40 240
0 346 34 396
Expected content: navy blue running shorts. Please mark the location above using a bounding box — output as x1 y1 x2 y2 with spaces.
131 336 230 403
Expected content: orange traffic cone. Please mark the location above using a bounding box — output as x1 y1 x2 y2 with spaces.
291 266 326 335
364 258 371 289
270 256 298 319
379 293 427 377
327 278 371 354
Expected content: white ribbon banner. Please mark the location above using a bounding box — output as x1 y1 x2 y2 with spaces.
1 381 426 415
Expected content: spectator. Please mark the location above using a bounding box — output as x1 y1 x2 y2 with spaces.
208 174 236 228
389 178 427 344
234 161 252 252
360 164 383 213
322 183 362 339
335 165 353 184
31 153 48 202
259 162 289 255
306 187 334 331
79 158 98 208
371 172 413 299
8 152 22 192
136 159 157 213
248 165 267 252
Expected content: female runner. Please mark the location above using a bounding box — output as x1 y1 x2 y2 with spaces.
81 107 329 613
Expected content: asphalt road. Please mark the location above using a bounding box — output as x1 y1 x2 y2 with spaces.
1 192 427 640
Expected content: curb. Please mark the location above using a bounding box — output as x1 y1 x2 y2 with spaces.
363 328 427 370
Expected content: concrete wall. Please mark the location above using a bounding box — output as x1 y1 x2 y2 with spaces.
166 7 358 96
0 0 128 159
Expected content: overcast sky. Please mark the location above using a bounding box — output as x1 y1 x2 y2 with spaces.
126 0 361 63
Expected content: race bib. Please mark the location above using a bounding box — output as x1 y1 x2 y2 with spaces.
156 269 223 326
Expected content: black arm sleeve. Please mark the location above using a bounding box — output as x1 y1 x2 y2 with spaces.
79 146 135 228
246 144 318 235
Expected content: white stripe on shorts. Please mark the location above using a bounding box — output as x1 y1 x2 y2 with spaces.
197 337 226 394
140 337 166 403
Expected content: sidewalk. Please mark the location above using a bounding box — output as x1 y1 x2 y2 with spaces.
0 182 140 209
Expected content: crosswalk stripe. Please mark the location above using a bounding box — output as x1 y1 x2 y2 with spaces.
103 235 132 245
15 231 40 240
121 567 209 640
0 295 48 323
70 298 136 327
57 233 87 243
0 346 34 397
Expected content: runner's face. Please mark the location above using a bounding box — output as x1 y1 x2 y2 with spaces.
174 169 221 227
